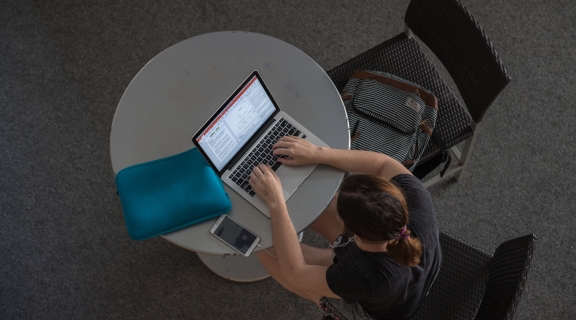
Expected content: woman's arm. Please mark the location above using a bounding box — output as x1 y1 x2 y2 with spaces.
272 136 411 181
249 164 339 302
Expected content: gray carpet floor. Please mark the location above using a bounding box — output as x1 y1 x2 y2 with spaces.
1 0 575 319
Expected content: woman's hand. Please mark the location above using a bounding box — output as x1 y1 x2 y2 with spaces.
249 164 284 207
272 136 322 166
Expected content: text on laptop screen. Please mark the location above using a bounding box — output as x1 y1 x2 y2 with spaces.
196 76 276 171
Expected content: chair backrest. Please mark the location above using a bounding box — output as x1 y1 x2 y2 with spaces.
474 234 537 320
411 232 492 320
404 0 512 123
411 232 537 320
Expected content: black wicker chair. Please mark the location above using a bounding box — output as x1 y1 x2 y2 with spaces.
326 0 512 187
410 232 537 320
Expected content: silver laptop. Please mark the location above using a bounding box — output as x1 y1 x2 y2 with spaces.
192 71 329 217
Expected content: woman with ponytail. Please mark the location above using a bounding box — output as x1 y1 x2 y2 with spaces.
250 136 441 320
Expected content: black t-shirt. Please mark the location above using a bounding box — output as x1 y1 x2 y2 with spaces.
325 174 441 320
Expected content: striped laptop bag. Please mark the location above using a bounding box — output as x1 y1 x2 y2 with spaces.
342 70 439 170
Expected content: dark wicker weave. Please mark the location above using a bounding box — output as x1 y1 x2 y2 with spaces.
326 0 511 163
405 0 512 123
474 234 537 320
411 232 537 320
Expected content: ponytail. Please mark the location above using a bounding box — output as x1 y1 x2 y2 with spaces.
386 229 422 267
337 174 423 267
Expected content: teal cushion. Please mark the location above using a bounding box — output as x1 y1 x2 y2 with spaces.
116 148 231 240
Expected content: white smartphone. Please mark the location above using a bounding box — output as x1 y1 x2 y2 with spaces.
210 215 261 257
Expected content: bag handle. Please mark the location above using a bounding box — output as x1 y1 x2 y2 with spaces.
351 71 438 110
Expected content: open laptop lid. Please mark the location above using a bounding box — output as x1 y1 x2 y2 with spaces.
192 71 280 176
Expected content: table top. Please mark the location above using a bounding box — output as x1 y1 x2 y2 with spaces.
111 31 349 254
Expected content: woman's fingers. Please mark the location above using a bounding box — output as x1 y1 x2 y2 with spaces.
275 156 294 165
272 135 299 149
272 148 290 157
251 164 270 179
272 141 292 151
258 163 271 174
251 165 263 178
267 164 280 179
254 164 279 182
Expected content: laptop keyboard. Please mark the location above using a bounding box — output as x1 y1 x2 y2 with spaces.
228 118 306 197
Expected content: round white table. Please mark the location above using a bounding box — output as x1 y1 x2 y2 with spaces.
111 31 349 282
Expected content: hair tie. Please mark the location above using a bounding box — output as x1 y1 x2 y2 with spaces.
399 227 410 240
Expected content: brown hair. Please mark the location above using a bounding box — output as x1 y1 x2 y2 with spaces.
336 174 422 267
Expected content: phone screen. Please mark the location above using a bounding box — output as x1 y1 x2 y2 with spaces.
213 216 258 255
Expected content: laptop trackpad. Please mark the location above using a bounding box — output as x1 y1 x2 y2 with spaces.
276 165 312 194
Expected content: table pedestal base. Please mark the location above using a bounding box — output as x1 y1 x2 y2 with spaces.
197 252 270 282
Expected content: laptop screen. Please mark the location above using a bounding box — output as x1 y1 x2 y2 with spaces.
195 73 277 172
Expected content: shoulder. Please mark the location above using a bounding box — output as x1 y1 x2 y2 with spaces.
390 174 427 193
390 174 432 209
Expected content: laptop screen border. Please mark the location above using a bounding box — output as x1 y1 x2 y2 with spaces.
192 70 281 176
